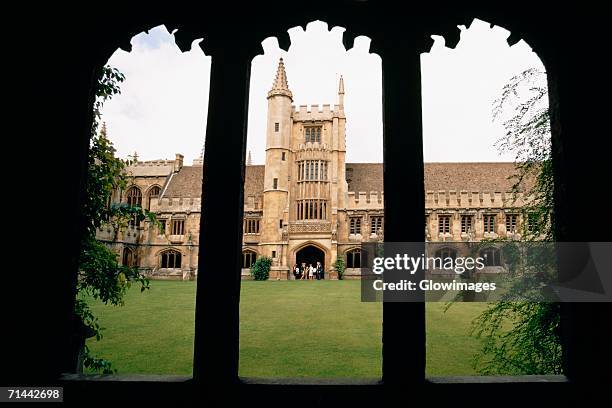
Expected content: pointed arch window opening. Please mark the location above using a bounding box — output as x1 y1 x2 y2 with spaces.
160 249 182 269
126 186 143 227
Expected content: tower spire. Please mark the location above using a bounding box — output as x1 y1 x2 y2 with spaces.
247 150 252 166
338 75 345 107
268 57 293 101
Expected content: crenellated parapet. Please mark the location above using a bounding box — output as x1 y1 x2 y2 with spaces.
346 191 384 209
125 158 177 178
424 190 528 210
154 197 202 213
292 103 344 121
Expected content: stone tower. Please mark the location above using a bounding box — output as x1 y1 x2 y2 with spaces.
261 58 293 267
259 59 348 278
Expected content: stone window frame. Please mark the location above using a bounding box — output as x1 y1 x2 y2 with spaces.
159 248 182 269
480 246 502 267
242 249 257 268
126 186 143 227
505 213 519 234
349 216 362 235
438 214 451 235
460 214 474 233
244 218 260 234
483 213 496 234
147 185 161 209
370 215 383 234
55 8 594 393
304 125 322 143
171 218 185 235
345 248 361 268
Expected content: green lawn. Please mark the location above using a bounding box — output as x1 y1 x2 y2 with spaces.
84 280 485 377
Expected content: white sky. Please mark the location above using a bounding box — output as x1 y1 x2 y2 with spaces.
101 19 545 164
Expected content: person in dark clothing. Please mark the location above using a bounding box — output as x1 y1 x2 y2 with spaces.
293 264 300 280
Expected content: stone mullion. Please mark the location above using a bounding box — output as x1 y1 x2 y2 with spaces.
193 46 252 386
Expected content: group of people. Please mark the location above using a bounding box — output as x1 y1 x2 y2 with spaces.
293 261 324 280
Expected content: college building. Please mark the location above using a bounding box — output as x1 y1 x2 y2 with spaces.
97 58 533 280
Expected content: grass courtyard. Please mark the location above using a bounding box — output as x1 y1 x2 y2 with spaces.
84 280 486 378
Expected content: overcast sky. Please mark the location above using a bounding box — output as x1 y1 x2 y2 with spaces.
101 19 545 164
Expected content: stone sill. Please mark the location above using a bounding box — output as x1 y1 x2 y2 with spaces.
61 373 567 385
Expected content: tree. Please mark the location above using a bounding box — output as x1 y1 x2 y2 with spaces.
332 257 346 280
469 68 562 375
73 66 157 374
251 256 272 281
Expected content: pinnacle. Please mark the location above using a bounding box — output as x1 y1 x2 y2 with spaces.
268 57 293 100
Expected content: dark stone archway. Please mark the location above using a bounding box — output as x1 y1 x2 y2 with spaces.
295 245 325 272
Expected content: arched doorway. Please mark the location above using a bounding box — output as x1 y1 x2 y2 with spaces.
295 245 325 271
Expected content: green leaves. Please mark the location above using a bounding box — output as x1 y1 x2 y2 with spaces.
74 65 155 374
333 258 346 280
468 68 562 375
251 257 273 280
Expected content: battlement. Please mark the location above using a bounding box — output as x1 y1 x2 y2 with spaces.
424 190 527 209
346 191 384 209
151 196 202 213
125 155 181 177
129 159 176 167
292 103 343 121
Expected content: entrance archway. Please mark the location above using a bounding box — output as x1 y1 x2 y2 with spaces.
295 245 325 272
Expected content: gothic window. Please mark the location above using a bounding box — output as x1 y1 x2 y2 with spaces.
481 247 501 266
126 186 142 207
122 246 135 267
435 247 457 260
244 218 260 234
350 217 362 234
172 219 185 235
297 200 327 220
281 152 286 161
126 186 142 226
438 215 451 234
305 126 322 143
158 219 167 235
147 185 161 209
160 249 181 269
506 214 518 233
242 250 257 268
461 215 473 233
527 212 539 233
371 216 383 234
346 249 361 268
274 122 279 132
484 214 496 233
273 178 278 189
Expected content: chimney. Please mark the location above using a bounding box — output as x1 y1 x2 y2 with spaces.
174 153 184 172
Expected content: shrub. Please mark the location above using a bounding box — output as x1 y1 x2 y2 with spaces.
333 257 346 280
251 256 272 281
